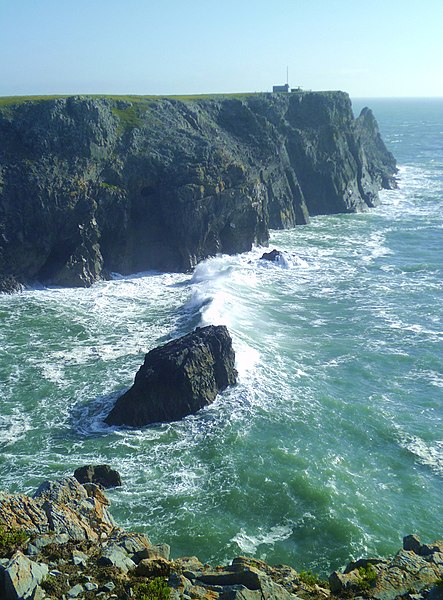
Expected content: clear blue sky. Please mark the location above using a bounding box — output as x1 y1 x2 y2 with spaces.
1 0 442 98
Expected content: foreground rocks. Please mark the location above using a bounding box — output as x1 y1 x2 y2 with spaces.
105 325 237 427
1 477 442 599
0 92 397 289
329 534 443 600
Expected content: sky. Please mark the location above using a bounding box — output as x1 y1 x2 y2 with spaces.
0 0 442 98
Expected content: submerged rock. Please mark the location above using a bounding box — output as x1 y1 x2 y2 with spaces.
105 325 237 427
73 464 122 488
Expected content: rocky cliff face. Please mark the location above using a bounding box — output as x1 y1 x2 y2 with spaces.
0 92 397 289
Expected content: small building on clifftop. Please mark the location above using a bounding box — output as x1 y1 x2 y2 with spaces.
272 83 290 93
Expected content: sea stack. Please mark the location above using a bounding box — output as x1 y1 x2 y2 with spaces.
105 325 237 427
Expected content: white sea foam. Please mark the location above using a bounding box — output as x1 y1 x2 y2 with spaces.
398 433 443 476
231 523 294 555
0 409 32 447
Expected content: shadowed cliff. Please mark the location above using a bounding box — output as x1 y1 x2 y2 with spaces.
0 91 397 290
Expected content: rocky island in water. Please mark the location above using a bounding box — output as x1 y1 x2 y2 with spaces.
2 91 438 600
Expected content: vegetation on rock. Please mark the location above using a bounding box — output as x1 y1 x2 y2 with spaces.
134 578 171 599
0 524 28 557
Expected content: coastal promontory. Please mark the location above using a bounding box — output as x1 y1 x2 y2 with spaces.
0 91 396 290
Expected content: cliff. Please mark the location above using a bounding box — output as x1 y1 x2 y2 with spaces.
0 92 397 290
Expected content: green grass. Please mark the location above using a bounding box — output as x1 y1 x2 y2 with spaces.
0 92 263 108
134 578 171 600
298 570 328 587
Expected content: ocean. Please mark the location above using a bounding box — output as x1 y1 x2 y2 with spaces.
0 98 442 575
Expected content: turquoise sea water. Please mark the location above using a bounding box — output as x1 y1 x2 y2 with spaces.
0 98 442 575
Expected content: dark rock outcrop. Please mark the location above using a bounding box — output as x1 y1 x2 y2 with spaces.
0 92 397 289
354 107 398 191
260 248 283 262
105 325 237 427
73 464 122 489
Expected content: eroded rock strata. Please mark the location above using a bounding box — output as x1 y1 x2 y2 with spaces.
105 325 237 427
0 92 397 290
0 478 441 600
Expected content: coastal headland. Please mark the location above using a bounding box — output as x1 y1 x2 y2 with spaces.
0 91 396 292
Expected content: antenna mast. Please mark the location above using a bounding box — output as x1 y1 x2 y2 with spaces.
286 65 289 85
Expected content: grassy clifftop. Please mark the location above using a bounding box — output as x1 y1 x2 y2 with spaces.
0 92 262 107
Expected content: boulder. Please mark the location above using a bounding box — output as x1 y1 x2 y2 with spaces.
97 544 136 573
73 464 122 488
3 552 48 600
260 248 283 262
105 325 237 427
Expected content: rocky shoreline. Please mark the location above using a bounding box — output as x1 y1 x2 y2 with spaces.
0 475 441 600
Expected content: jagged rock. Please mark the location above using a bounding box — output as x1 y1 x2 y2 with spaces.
97 543 136 573
173 555 205 580
67 583 84 597
100 580 115 593
81 482 111 505
71 549 89 567
329 569 362 593
198 569 261 589
107 531 152 563
30 585 46 600
84 581 98 591
260 248 283 262
137 543 171 561
354 107 398 190
3 551 48 600
74 464 122 489
0 275 24 294
135 557 172 578
0 492 50 536
0 477 116 546
0 93 396 289
3 480 442 600
33 477 116 541
105 325 237 426
329 540 443 600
